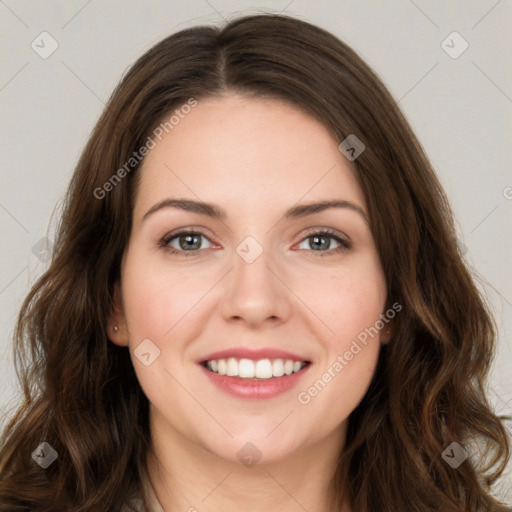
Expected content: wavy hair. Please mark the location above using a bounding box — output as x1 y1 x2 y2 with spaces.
0 13 509 512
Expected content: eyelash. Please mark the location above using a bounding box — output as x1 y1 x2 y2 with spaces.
158 228 352 257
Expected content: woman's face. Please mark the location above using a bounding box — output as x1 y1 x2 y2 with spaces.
110 93 389 464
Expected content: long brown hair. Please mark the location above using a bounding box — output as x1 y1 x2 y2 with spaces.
0 13 509 512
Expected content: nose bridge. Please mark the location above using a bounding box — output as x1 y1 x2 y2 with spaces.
220 235 291 326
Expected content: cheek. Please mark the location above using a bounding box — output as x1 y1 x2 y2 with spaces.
294 258 386 422
121 251 213 341
122 274 169 340
300 342 380 428
294 257 386 346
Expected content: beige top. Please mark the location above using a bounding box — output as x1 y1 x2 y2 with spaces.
145 478 165 512
123 475 164 512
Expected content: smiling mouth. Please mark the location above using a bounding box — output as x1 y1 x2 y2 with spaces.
201 357 311 380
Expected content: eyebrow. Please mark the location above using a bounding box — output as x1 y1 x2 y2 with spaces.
142 198 369 224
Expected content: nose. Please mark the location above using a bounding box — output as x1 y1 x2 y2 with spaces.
220 244 292 329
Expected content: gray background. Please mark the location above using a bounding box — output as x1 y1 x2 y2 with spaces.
1 0 511 493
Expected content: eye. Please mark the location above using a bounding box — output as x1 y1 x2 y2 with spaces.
159 230 213 255
296 229 351 254
159 228 351 257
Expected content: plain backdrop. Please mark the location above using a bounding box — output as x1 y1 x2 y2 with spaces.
1 0 511 468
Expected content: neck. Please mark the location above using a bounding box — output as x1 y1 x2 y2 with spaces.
146 408 351 512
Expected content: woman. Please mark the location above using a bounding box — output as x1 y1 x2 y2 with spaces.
0 13 509 512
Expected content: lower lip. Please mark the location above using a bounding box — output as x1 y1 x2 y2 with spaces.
199 363 311 400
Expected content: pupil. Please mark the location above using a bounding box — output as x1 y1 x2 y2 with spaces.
180 234 200 250
311 236 329 250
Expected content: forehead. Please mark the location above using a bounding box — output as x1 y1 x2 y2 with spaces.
134 94 366 220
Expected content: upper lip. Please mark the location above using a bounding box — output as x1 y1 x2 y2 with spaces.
198 347 311 363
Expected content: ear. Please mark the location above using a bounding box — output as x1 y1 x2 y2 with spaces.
107 281 129 347
379 317 395 345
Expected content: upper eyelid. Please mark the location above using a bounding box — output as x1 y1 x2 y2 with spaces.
161 227 215 244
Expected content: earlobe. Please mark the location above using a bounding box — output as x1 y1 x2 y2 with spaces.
107 282 129 347
380 321 394 345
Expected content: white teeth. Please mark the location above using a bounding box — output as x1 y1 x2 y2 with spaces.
226 357 238 377
217 359 227 375
255 359 273 379
238 358 255 378
204 357 307 379
272 359 285 377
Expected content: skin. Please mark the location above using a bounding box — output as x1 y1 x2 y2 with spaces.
108 93 391 512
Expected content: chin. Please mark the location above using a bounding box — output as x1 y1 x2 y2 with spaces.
202 434 301 467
